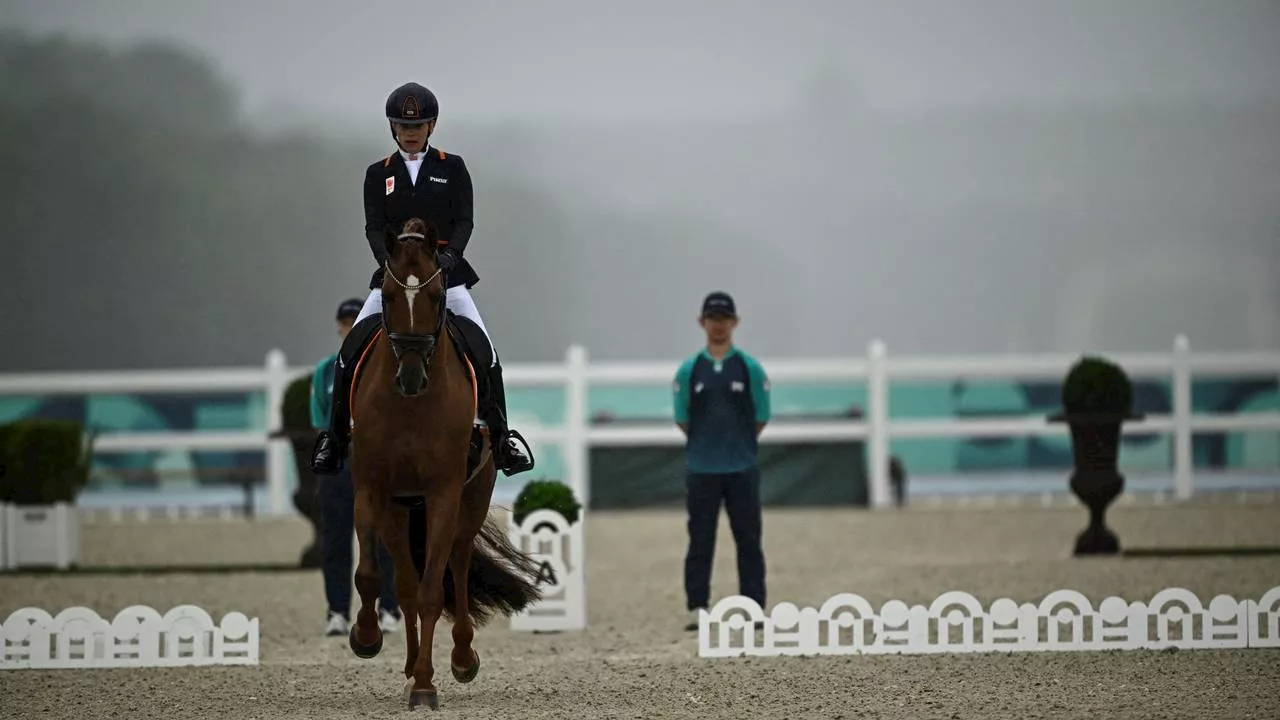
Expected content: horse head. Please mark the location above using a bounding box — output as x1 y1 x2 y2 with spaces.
380 218 447 397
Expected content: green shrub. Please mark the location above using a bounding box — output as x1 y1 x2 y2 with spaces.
1061 356 1133 417
512 479 582 526
0 419 94 505
282 371 315 431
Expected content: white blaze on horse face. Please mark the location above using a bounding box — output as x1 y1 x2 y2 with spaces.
405 274 421 330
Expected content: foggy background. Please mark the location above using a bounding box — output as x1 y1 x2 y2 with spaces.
2 0 1278 372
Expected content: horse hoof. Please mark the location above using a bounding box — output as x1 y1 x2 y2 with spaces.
408 689 439 711
348 625 383 659
451 649 480 684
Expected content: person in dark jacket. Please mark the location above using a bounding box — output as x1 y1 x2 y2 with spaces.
311 298 400 637
672 291 772 630
310 82 534 478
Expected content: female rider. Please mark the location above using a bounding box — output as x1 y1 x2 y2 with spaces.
310 82 534 478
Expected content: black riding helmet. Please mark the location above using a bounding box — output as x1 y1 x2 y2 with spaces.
386 82 438 148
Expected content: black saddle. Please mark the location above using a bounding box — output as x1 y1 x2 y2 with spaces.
443 310 494 405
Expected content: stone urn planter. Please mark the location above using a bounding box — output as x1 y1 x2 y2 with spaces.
1048 355 1142 556
277 372 322 569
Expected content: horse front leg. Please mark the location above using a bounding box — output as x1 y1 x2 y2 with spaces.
407 485 462 711
349 487 385 658
388 504 423 693
447 534 482 684
449 462 492 685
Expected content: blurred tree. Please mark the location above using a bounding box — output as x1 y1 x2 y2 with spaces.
0 32 239 134
0 30 377 370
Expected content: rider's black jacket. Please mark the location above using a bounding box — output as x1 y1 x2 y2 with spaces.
363 146 477 290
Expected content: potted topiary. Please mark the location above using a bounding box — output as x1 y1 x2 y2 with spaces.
512 479 582 530
507 479 586 632
1048 355 1143 555
274 371 323 568
0 419 95 569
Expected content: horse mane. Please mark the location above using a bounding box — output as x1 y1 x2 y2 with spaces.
399 217 437 242
384 218 440 265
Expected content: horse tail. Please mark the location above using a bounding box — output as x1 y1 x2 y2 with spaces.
423 514 541 626
408 508 543 625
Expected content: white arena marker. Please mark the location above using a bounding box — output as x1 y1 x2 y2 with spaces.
0 605 260 669
698 586 1280 657
507 509 586 632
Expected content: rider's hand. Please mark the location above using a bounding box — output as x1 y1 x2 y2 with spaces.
437 247 459 271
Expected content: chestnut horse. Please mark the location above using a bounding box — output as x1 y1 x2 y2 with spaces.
346 217 542 710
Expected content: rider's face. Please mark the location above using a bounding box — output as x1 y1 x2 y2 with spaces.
394 121 431 153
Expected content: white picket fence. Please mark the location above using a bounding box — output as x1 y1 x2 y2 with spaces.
0 334 1277 515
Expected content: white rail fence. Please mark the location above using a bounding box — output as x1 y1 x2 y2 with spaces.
0 334 1277 515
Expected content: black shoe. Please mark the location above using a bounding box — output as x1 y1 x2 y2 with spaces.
310 314 381 475
485 360 535 476
311 430 346 475
495 430 535 477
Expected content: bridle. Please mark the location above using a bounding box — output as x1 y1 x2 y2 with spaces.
381 231 447 372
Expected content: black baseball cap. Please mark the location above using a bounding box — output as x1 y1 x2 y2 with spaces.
701 291 736 318
336 298 363 320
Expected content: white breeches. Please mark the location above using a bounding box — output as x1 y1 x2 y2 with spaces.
354 286 496 365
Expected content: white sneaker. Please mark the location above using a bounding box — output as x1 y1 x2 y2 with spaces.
379 608 401 634
684 608 703 632
325 612 348 637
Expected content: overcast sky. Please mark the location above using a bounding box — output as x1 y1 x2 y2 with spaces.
8 0 1280 125
2 0 1278 369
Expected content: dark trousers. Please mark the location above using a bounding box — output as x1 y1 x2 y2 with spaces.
318 469 398 619
684 467 766 610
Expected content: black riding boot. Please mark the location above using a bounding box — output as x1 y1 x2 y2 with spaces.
311 315 381 475
485 360 535 477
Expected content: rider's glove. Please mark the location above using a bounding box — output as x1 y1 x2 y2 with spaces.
437 247 459 271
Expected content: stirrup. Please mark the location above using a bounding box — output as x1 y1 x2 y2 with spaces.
496 429 535 477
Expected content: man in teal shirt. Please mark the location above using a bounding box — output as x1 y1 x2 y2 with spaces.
673 291 771 630
311 298 400 638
